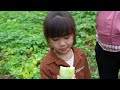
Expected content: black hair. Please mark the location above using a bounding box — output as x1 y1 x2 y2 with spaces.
43 11 76 45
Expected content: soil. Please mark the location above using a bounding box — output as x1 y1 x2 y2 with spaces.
0 74 14 79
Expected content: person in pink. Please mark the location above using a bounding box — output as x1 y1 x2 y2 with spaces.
95 11 120 79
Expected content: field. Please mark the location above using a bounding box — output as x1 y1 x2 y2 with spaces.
0 11 100 79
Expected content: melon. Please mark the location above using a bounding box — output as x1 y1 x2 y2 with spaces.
59 66 75 79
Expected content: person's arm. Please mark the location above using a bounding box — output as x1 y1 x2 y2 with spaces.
83 53 92 79
40 64 52 79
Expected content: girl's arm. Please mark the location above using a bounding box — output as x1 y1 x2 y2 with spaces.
83 53 92 79
40 64 52 79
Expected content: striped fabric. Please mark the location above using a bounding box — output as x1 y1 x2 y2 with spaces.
96 35 120 52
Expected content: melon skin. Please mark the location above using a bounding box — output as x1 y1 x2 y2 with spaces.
59 66 75 79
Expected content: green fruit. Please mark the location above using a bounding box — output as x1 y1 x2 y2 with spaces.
59 66 75 79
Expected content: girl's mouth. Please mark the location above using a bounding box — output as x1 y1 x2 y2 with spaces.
60 48 67 51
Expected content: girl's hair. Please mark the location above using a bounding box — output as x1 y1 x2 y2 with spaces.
43 11 76 45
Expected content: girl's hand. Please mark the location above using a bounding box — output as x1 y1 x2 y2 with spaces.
57 75 60 79
57 74 76 79
72 74 76 79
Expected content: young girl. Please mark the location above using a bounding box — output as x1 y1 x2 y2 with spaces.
40 11 91 79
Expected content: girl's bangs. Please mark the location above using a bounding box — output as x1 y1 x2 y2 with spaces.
47 17 74 38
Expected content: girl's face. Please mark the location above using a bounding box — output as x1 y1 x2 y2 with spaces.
49 34 74 55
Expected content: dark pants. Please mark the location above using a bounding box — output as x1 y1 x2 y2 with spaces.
95 42 120 79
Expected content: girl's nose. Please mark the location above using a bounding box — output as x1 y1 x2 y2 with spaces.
59 39 66 47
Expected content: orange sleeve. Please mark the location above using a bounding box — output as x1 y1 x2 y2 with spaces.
40 64 52 79
83 53 92 79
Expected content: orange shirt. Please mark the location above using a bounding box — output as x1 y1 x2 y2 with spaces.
40 47 91 79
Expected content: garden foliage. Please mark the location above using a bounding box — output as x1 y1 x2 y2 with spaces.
0 11 98 79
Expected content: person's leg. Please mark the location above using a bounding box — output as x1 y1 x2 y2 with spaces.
115 52 120 78
95 42 119 79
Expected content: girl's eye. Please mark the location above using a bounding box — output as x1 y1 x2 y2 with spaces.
52 37 58 41
64 35 70 39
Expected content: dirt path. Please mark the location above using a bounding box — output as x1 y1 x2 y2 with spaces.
0 74 14 79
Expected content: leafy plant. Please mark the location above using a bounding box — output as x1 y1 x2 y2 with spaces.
0 11 101 79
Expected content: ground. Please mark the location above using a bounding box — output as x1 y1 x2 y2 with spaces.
0 74 14 79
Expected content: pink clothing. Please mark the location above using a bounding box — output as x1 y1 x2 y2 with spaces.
96 11 120 52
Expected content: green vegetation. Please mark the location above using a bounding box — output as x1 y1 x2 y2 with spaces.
0 11 98 79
